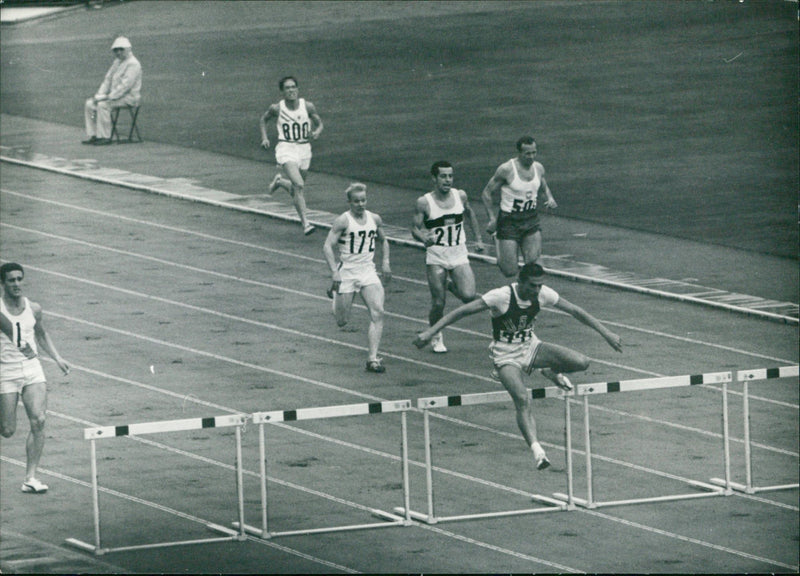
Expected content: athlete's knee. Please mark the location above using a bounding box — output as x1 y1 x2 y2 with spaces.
568 353 590 373
499 262 518 278
29 412 46 433
0 423 15 438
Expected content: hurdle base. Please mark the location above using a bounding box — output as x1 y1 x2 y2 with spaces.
552 493 594 509
65 538 104 556
393 506 436 524
66 531 242 556
710 477 798 495
233 510 409 539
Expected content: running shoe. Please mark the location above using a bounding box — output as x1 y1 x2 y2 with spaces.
535 453 551 471
431 332 447 353
21 478 48 494
366 359 386 374
267 173 282 197
541 368 573 391
303 224 316 236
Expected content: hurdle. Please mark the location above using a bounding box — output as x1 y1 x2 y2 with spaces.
552 371 734 509
394 386 571 525
710 365 799 494
229 399 413 538
65 413 248 555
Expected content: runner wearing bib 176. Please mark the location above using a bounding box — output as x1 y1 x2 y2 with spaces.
411 160 485 353
414 263 622 472
323 183 392 374
260 76 323 236
482 136 558 277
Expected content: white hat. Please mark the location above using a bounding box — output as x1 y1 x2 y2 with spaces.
111 36 132 50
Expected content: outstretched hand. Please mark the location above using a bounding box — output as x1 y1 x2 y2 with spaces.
413 332 431 349
606 332 623 353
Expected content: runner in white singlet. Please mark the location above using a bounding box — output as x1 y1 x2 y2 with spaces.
324 184 392 373
0 263 70 494
411 161 484 353
260 76 323 235
481 136 558 277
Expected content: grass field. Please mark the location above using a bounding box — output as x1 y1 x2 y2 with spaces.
0 0 797 256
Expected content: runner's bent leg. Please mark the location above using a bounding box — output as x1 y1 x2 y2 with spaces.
519 230 543 266
283 163 310 230
495 238 521 278
426 265 448 325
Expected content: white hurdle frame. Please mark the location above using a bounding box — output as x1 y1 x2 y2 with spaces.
232 399 413 538
394 386 571 525
552 371 734 509
711 365 799 494
65 413 249 555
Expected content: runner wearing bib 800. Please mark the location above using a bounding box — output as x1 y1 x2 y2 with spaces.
482 136 558 277
260 76 323 236
412 160 484 353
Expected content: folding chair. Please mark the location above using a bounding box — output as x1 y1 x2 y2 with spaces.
110 105 142 143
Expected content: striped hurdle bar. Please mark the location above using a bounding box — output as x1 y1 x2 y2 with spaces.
65 413 248 555
229 399 413 539
552 371 734 509
710 365 799 494
394 387 571 525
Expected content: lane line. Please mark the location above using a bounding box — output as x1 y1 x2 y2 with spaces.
2 188 796 367
4 220 798 397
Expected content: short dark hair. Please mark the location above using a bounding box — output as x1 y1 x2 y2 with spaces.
518 262 545 284
279 76 298 90
430 160 453 177
0 262 24 282
516 135 536 151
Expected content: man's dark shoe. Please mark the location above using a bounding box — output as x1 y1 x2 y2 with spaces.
81 136 98 145
93 138 113 145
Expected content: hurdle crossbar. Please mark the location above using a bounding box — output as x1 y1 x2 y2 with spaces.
710 365 799 495
65 413 248 555
552 371 733 510
394 386 570 525
231 400 413 539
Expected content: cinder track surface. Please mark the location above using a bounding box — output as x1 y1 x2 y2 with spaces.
0 2 797 573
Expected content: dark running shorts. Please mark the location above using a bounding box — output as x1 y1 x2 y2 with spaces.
495 210 541 242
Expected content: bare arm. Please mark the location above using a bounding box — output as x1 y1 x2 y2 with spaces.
481 164 508 234
537 163 557 209
306 100 324 140
374 214 391 284
32 303 70 374
410 196 434 247
554 297 622 352
460 189 485 251
414 297 489 348
259 104 279 148
323 214 348 281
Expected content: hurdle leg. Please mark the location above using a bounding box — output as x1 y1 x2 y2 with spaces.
583 395 595 507
563 396 576 510
423 409 437 523
90 439 102 552
235 426 247 540
721 380 733 494
259 422 270 536
743 380 753 492
400 411 412 524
